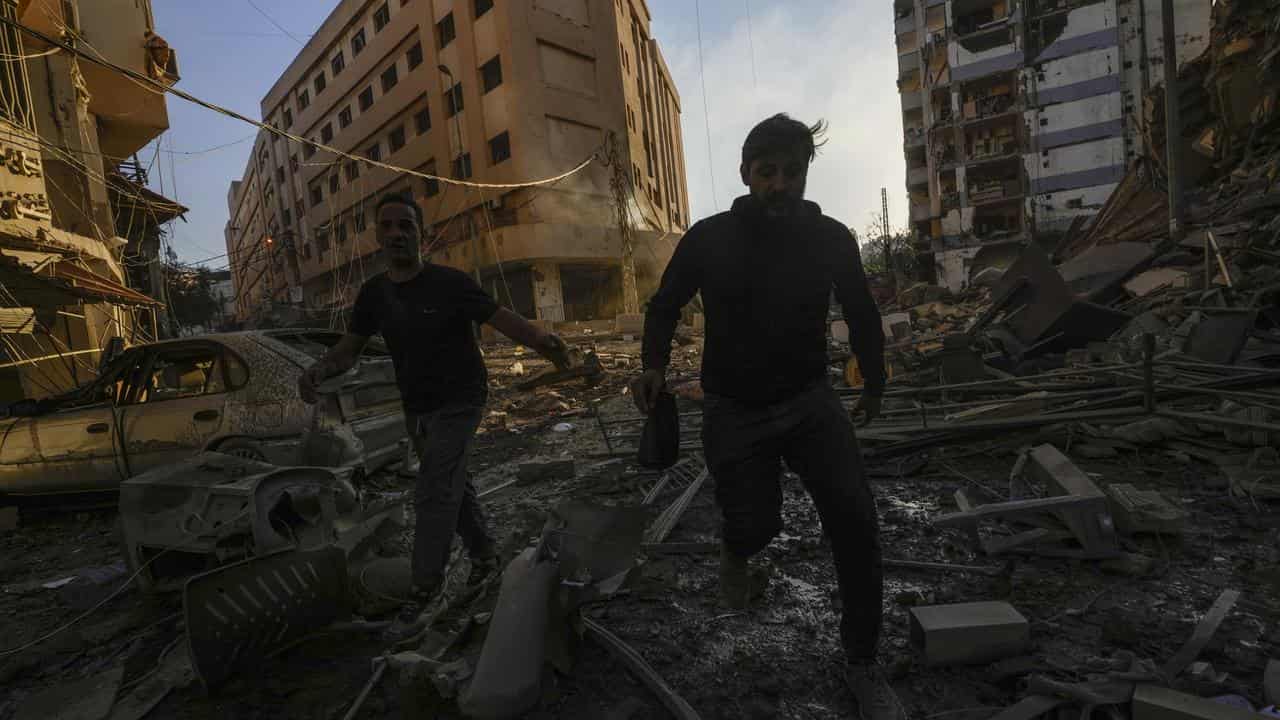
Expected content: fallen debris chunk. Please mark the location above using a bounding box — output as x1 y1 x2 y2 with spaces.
517 459 576 485
1105 484 1188 535
458 547 558 719
1132 684 1259 719
582 616 701 720
1162 589 1242 681
908 601 1030 666
1264 659 1280 707
515 350 604 391
13 664 124 720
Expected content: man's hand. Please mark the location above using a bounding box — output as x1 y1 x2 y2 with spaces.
629 369 666 415
851 392 882 428
298 363 328 405
539 333 572 371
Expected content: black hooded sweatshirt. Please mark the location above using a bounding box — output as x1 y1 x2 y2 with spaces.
642 194 886 404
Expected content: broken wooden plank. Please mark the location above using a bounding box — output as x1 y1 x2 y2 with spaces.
514 351 604 391
933 495 1106 527
1161 589 1242 681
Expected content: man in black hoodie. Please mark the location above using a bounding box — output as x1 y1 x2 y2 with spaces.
631 115 898 719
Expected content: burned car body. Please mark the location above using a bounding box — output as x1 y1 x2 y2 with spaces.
0 330 406 496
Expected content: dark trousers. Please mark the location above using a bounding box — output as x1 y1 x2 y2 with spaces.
701 382 883 661
406 404 496 589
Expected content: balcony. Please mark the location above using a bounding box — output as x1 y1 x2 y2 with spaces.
23 0 178 160
904 126 926 148
911 202 934 222
907 165 930 187
898 50 920 77
895 14 916 34
902 91 924 112
968 179 1022 205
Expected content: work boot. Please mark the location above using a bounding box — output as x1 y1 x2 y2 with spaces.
846 661 904 720
719 546 767 609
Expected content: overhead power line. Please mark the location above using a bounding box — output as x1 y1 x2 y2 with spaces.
245 0 307 46
694 0 719 211
0 14 598 192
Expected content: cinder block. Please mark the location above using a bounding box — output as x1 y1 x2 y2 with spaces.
1027 444 1103 497
1132 684 1261 720
1105 483 1187 535
614 313 644 334
908 601 1029 666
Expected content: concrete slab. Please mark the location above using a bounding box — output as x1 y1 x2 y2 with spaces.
1105 483 1188 535
1027 444 1103 498
1124 267 1190 297
908 601 1029 666
1132 684 1260 720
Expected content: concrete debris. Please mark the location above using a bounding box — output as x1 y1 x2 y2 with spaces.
1104 483 1188 535
1132 684 1261 720
517 458 576 485
908 601 1030 666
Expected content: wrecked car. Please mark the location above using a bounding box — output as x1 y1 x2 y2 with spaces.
0 330 405 496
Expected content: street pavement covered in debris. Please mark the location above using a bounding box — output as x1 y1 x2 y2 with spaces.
3 307 1279 719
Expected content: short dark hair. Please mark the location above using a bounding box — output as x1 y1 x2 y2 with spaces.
741 113 829 169
375 191 423 228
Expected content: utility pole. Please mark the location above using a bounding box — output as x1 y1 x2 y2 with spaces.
1161 0 1184 242
607 132 640 315
438 64 482 287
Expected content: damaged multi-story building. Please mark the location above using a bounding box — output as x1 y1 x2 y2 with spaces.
227 0 688 328
0 0 182 402
894 0 1210 291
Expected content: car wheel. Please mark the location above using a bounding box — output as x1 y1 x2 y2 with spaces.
215 438 267 462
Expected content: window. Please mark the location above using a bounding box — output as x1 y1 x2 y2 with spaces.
401 0 412 5
354 209 368 232
444 82 463 117
337 220 349 244
475 0 494 18
331 51 346 77
437 13 455 49
346 160 360 181
381 64 399 92
283 108 294 128
339 105 352 129
358 85 374 111
303 140 316 159
283 208 293 227
451 152 472 179
275 167 285 183
352 28 367 56
329 173 339 194
303 243 313 260
424 160 440 196
480 56 502 93
366 142 382 162
407 42 424 70
388 125 406 153
489 131 510 164
298 89 310 110
142 348 226 403
289 154 299 171
374 3 390 32
621 44 628 72
414 107 431 134
317 228 330 253
295 200 306 221
313 71 326 95
310 184 322 207
320 123 334 143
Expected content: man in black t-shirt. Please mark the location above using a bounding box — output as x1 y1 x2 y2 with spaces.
299 192 570 598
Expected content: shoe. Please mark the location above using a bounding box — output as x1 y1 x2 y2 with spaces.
719 546 767 610
846 661 904 720
398 443 421 478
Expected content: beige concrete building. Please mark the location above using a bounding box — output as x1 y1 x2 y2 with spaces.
227 0 689 327
0 0 181 401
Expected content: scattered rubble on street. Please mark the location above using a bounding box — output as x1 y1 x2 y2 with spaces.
5 2 1280 717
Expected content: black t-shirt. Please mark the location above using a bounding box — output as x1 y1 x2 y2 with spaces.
350 265 498 413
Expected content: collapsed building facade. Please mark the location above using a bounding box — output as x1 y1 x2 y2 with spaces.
894 0 1210 291
0 0 182 402
226 0 689 328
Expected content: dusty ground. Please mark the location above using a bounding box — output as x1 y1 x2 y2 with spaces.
2 332 1278 719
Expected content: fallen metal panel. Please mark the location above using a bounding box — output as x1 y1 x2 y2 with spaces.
184 546 351 690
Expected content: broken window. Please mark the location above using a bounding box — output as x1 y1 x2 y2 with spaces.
135 346 239 404
331 51 346 77
320 123 334 143
437 13 456 49
359 85 374 111
314 71 326 95
389 124 406 153
298 89 309 111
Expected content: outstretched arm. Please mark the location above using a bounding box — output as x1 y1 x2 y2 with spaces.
486 308 571 369
299 333 370 403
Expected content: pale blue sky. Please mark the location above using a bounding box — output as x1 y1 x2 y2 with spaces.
145 0 906 268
